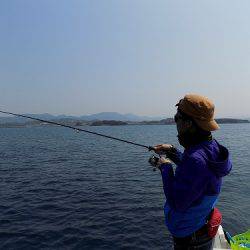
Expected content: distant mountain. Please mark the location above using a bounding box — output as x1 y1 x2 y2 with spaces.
1 112 249 125
0 113 72 124
80 112 165 121
215 118 250 124
0 112 166 124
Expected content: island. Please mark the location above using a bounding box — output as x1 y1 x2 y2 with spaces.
0 118 249 128
90 120 128 126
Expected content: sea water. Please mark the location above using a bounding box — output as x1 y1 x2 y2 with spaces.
0 124 249 249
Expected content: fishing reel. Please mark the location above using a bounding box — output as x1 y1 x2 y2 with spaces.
148 155 160 171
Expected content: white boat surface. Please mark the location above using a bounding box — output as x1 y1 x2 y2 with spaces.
213 225 231 250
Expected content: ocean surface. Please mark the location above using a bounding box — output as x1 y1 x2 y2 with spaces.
0 124 249 250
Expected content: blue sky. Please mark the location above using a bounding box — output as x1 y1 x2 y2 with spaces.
1 0 250 118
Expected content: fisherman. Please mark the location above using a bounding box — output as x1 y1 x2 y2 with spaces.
152 94 232 250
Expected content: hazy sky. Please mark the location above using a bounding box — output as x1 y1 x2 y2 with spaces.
1 0 250 118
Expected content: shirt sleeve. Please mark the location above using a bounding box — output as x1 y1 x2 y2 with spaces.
160 163 174 199
160 155 210 212
166 147 183 165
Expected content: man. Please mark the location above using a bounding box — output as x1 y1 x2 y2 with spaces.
153 94 232 250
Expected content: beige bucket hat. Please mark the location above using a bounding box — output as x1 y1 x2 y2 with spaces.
176 94 219 131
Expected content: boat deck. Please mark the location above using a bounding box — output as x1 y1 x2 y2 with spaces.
213 226 231 250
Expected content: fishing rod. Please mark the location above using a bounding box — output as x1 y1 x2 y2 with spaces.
0 110 154 151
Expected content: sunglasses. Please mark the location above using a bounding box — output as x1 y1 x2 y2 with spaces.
174 110 192 123
174 113 184 123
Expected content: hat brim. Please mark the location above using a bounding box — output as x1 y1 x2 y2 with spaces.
193 118 219 131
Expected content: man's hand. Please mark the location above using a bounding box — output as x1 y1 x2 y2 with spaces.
158 156 172 166
153 144 173 155
156 157 172 170
149 155 172 170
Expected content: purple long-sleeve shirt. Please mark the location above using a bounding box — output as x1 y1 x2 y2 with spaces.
160 139 232 237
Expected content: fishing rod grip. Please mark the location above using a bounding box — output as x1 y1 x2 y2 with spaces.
148 146 155 151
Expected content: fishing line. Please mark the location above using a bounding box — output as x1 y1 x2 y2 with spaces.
0 110 154 150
